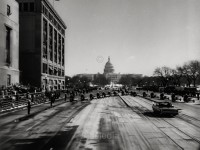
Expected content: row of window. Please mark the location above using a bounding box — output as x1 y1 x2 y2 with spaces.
43 79 65 90
49 80 65 85
43 79 65 85
19 2 35 12
43 63 64 77
18 2 65 36
43 18 65 66
42 4 65 36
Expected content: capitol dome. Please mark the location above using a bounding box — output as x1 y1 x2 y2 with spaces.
104 57 114 74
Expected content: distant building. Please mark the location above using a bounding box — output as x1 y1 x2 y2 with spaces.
74 57 143 84
105 73 121 83
0 0 20 87
103 57 142 83
77 74 94 81
103 56 114 74
17 0 66 90
121 74 143 79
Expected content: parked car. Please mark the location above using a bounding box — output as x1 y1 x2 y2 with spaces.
152 100 179 116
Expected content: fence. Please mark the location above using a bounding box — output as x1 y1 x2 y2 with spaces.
0 91 66 112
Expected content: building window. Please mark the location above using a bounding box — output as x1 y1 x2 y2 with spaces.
43 5 48 17
58 69 61 76
49 13 53 22
62 70 64 76
7 5 11 16
54 67 57 76
23 3 28 12
7 74 11 86
58 34 61 64
5 26 11 65
43 19 48 59
49 79 53 85
42 63 47 73
49 25 53 61
30 3 35 12
62 37 65 66
54 30 57 63
49 65 53 75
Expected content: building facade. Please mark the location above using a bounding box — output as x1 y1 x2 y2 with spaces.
0 0 20 87
105 73 121 83
17 0 66 90
103 57 143 83
104 56 114 74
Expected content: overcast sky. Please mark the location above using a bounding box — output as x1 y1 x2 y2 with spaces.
49 0 200 76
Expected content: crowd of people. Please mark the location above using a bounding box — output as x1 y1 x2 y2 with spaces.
0 84 42 99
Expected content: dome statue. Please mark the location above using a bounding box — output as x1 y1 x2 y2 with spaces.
104 56 114 74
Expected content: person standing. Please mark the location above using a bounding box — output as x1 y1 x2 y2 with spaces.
50 92 54 107
65 93 67 101
27 100 31 115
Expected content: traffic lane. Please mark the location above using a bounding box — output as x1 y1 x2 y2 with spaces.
0 101 89 150
135 91 200 121
66 96 183 150
172 102 200 120
126 95 200 127
121 96 200 149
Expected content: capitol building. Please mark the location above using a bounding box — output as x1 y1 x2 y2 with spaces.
103 57 142 83
77 56 142 84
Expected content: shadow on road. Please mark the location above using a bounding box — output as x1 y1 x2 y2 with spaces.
143 111 177 118
3 125 79 150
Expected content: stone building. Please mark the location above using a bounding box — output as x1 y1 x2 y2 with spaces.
103 57 143 83
0 0 20 87
103 56 114 74
17 0 66 90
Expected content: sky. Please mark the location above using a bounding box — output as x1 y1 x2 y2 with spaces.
49 0 200 77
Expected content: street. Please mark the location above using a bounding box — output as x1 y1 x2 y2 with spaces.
0 96 200 150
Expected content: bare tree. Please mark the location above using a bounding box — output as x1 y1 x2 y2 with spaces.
118 75 132 87
153 66 172 87
171 66 184 86
182 63 193 87
187 60 200 87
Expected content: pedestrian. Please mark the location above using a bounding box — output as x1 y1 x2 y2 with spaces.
197 92 199 100
27 100 31 114
171 93 175 102
90 94 94 100
81 94 85 101
65 93 67 101
160 93 164 100
50 92 54 107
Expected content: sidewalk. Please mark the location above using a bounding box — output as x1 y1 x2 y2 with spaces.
0 98 68 125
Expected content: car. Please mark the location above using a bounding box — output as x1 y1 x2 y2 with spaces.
152 100 178 116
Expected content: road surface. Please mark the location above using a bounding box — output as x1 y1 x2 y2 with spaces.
0 96 200 150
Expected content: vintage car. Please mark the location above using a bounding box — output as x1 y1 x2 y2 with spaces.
152 100 179 116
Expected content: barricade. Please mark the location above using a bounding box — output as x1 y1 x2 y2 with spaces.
0 92 52 112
